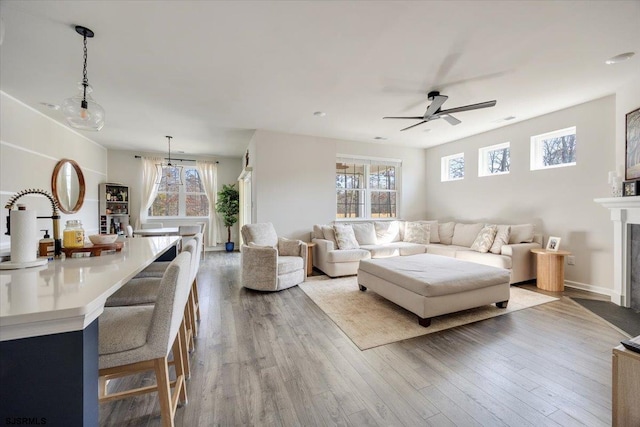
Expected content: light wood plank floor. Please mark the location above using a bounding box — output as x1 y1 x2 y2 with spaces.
100 252 625 426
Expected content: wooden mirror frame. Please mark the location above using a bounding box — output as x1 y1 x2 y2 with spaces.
51 158 86 214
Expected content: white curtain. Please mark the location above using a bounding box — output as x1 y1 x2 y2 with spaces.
137 157 161 229
196 160 219 247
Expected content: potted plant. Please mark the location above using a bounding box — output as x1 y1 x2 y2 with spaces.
215 183 239 252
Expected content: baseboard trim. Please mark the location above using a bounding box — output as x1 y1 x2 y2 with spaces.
564 280 613 297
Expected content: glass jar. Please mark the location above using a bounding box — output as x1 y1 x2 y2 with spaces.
63 219 85 248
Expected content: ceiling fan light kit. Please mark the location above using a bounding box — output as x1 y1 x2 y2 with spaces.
62 25 105 131
384 91 496 131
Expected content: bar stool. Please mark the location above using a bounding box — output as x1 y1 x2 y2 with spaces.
98 251 191 427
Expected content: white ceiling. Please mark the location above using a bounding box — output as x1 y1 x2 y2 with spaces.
1 1 639 158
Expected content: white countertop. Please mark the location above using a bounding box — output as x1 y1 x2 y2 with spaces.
0 236 179 341
133 227 180 236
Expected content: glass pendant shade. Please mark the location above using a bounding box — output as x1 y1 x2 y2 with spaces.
62 83 105 131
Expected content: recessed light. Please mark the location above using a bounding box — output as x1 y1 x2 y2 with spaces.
374 136 387 140
40 102 60 110
313 111 326 117
605 52 635 64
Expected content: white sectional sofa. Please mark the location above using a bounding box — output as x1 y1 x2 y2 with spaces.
311 220 542 284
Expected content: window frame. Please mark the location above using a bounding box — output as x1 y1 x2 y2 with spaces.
478 142 511 177
149 165 209 219
441 152 465 182
335 156 401 220
530 126 577 171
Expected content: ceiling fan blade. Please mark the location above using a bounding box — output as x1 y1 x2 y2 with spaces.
383 116 424 120
424 95 448 118
400 120 428 131
441 114 461 126
440 100 496 115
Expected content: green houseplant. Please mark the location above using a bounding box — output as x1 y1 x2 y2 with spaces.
215 183 240 252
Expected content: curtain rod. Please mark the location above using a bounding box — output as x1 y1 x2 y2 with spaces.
134 155 219 164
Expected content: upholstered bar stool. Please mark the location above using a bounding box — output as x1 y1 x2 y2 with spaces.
98 251 192 427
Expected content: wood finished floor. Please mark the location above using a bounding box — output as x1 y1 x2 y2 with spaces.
100 252 625 426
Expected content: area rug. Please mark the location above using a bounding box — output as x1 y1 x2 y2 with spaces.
571 297 640 337
300 276 558 350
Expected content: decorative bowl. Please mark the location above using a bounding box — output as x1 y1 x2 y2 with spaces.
89 234 118 245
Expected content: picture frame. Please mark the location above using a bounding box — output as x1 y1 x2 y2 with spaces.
546 236 561 252
625 107 640 180
623 180 640 197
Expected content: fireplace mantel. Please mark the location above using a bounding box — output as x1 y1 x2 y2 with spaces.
594 196 640 307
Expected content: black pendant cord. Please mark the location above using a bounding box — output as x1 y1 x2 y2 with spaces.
81 33 88 108
166 136 173 166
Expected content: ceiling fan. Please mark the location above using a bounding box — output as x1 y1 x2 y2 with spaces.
384 91 496 131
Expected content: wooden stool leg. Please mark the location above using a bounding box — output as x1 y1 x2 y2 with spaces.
154 357 175 427
189 289 198 339
179 319 191 379
171 333 188 405
192 278 201 321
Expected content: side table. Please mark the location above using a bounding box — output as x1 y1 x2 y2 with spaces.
531 248 571 291
306 242 316 276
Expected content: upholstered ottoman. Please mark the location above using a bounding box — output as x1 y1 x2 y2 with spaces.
358 253 511 327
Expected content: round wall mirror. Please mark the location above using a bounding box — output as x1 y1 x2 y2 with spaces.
51 158 86 214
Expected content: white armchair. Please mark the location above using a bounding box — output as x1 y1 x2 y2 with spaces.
241 223 307 291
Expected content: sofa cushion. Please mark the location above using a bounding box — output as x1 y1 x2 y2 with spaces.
360 244 399 258
326 249 371 263
351 222 377 245
404 221 431 244
278 256 304 274
374 221 401 244
390 242 427 256
426 244 471 258
312 225 325 240
455 250 512 270
321 226 338 245
425 220 440 243
334 224 360 249
243 223 278 247
99 306 153 355
452 223 484 247
438 222 456 245
490 225 511 254
509 224 535 243
470 225 498 253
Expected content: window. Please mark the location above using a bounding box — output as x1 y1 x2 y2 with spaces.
441 152 465 181
530 126 576 170
149 166 209 217
479 142 510 177
336 156 400 219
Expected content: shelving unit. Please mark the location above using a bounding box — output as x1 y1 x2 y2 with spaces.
99 183 130 235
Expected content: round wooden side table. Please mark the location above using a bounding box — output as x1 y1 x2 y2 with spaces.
531 248 571 291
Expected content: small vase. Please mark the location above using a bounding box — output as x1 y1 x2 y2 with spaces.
225 242 235 252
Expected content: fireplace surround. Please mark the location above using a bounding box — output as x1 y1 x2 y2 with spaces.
595 196 640 307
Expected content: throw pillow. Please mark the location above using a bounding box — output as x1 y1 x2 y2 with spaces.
321 225 338 246
425 220 440 243
351 222 377 245
490 225 511 254
403 221 431 244
438 222 456 245
312 224 325 240
374 221 401 244
278 237 301 256
471 225 498 253
509 224 535 244
333 224 360 250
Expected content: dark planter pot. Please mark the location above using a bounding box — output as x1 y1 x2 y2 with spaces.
225 242 235 252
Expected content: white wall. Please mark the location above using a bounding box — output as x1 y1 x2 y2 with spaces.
249 130 428 241
1 91 107 253
424 96 616 294
106 149 243 245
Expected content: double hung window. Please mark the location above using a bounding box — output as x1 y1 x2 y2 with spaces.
149 166 209 217
336 156 400 219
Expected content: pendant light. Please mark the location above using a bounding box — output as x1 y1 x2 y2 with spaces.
156 136 184 185
62 25 105 131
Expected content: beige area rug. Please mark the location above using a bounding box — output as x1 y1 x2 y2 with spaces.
300 276 558 350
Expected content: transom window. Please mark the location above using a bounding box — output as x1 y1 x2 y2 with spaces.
336 156 400 219
530 126 576 170
441 152 465 181
479 142 510 177
149 166 209 217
